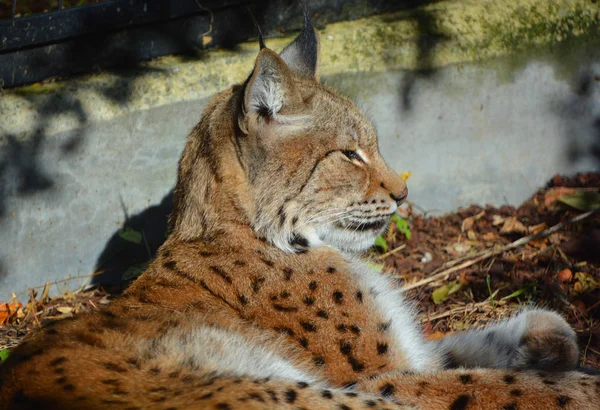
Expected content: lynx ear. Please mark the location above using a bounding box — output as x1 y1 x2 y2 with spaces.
244 48 296 119
279 11 320 79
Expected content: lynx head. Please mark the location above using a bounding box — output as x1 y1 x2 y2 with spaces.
172 13 407 254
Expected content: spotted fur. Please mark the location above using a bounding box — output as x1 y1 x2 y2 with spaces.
1 16 599 410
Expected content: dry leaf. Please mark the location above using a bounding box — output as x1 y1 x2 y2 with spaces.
572 300 586 312
482 232 497 241
55 306 74 314
492 215 506 226
462 217 474 232
544 187 576 207
445 242 471 256
461 211 485 232
40 281 50 304
527 238 548 250
549 232 569 245
0 302 23 325
528 222 547 235
573 272 598 294
202 35 213 47
558 268 573 283
500 217 527 235
426 331 448 341
467 230 478 241
64 291 77 303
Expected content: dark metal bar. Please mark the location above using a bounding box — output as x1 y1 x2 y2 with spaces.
58 0 63 11
11 0 17 19
0 0 435 88
0 0 249 53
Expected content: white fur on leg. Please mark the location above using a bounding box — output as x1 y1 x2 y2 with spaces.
434 308 578 370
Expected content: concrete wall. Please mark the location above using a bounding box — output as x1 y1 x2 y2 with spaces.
1 0 599 299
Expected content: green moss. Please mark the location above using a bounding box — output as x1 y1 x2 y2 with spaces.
475 2 600 83
13 81 66 95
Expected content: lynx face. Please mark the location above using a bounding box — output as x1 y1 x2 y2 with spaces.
239 29 407 254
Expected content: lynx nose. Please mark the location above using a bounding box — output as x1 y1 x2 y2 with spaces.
390 188 408 206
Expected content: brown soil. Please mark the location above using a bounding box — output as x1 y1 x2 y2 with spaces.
379 172 600 369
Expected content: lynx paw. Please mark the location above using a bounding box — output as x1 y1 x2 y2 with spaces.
511 310 579 371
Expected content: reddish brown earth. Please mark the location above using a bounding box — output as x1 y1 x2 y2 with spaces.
381 173 600 369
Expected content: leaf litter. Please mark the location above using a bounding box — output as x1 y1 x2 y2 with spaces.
1 172 599 370
376 172 600 369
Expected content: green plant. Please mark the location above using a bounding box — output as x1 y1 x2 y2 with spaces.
118 227 143 244
374 235 389 253
0 348 10 363
391 214 411 239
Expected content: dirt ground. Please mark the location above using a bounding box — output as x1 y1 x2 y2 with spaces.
1 173 599 369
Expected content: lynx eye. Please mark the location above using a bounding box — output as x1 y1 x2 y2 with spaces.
342 150 362 162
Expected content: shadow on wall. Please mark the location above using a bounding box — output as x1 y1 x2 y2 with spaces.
0 90 88 287
553 66 600 169
93 191 173 290
384 9 449 113
1 0 287 225
0 4 216 287
381 5 600 173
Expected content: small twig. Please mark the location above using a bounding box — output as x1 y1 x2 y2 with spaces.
13 270 107 300
556 246 573 266
582 325 594 364
587 346 600 357
247 6 266 49
585 299 600 314
423 301 489 322
142 231 152 260
404 210 597 291
377 244 407 260
194 1 214 38
27 290 42 328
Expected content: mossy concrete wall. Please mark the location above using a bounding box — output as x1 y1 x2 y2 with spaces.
1 0 599 298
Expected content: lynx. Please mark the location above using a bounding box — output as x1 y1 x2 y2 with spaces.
1 15 598 410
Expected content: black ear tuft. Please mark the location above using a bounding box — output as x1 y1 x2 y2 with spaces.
248 7 267 50
279 9 319 79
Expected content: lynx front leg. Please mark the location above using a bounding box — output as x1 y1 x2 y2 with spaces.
433 309 579 371
358 368 600 410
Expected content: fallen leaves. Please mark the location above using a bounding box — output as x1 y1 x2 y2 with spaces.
558 268 573 283
544 187 576 207
461 211 485 232
0 300 23 326
573 272 598 295
432 281 463 305
376 172 600 368
499 217 527 235
0 288 109 351
558 191 600 211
